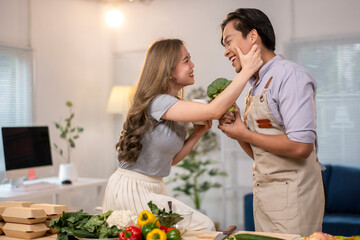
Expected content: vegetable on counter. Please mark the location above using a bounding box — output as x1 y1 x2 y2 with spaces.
119 226 142 240
50 209 121 240
141 219 160 239
167 227 180 235
106 209 138 229
166 229 181 240
137 210 160 228
301 232 360 240
146 228 167 240
147 201 183 228
207 78 234 112
227 233 284 240
160 226 169 232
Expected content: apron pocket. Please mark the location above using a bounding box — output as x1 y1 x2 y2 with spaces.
255 172 298 220
256 181 288 211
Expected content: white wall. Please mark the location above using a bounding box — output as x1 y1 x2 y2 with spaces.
30 0 117 178
0 0 30 47
1 0 360 229
113 0 360 89
0 0 117 212
31 0 117 211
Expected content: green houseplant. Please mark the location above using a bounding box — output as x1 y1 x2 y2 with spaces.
167 87 227 210
53 101 84 182
53 101 84 164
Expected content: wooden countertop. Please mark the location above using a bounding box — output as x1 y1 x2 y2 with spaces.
186 230 300 240
0 230 301 240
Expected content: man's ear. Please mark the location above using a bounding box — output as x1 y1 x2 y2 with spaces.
249 29 259 44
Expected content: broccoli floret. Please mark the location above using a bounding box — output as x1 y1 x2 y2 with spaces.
207 77 235 112
207 78 232 100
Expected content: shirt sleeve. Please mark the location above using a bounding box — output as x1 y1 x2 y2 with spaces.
276 64 317 143
148 94 179 121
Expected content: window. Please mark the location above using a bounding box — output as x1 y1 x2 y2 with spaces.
0 45 33 181
285 37 360 167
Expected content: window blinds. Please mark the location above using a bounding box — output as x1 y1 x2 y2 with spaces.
285 37 360 167
0 45 33 179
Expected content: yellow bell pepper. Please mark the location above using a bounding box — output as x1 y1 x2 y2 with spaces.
146 229 167 240
137 210 160 228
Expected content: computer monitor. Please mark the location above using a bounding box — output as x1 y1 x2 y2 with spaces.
1 126 54 187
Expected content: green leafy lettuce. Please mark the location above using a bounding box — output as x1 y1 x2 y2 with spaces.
50 210 120 240
147 201 183 228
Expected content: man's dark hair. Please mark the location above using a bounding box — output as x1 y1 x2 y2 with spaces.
221 8 276 51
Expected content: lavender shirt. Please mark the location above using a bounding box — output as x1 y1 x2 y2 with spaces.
249 55 317 145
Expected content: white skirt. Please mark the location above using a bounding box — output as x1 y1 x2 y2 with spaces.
102 168 215 231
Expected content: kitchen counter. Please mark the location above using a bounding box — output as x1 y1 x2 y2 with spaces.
187 230 300 240
0 230 301 240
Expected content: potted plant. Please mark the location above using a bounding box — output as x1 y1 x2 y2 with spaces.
53 101 84 182
167 87 227 210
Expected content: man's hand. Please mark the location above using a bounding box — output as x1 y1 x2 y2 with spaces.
218 105 249 141
218 104 236 125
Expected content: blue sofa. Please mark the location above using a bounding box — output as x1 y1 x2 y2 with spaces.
243 164 360 236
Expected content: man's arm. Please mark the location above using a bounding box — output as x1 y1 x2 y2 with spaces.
237 140 254 159
219 106 313 159
242 131 313 159
218 108 254 159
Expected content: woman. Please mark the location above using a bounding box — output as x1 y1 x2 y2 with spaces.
102 39 262 231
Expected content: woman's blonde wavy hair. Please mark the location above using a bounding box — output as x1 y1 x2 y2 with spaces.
116 38 185 163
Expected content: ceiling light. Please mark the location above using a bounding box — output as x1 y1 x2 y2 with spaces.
105 9 124 27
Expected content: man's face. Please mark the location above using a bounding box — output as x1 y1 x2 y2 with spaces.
222 20 253 73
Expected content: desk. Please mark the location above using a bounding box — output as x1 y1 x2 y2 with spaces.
0 177 108 205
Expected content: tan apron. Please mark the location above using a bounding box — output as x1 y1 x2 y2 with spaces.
244 77 325 236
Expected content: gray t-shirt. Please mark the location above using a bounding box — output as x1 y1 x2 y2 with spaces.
119 94 187 178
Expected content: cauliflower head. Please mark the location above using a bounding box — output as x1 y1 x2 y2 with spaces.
106 209 138 229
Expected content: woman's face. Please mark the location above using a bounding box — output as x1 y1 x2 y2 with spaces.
171 45 195 89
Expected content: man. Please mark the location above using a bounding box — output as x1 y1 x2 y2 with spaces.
218 8 324 236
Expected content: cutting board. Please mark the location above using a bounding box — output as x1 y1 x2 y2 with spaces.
234 231 301 240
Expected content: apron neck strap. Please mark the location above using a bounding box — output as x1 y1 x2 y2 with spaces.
260 76 274 102
264 76 273 89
